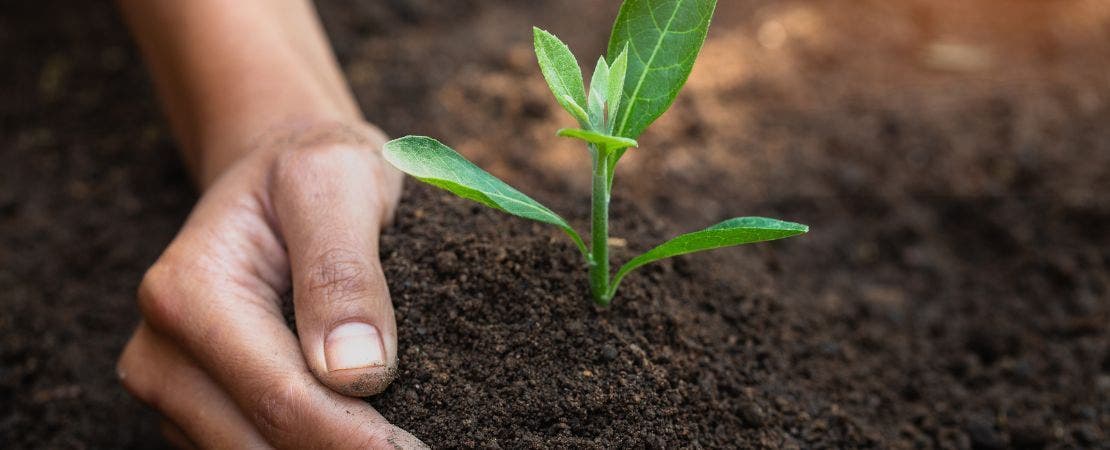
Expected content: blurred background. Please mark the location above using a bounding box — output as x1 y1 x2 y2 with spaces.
2 0 1108 447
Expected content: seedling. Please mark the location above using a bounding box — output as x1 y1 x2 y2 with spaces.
383 0 808 306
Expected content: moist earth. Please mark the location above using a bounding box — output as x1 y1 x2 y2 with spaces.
2 0 1109 448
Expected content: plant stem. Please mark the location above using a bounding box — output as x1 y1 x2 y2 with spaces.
589 145 611 305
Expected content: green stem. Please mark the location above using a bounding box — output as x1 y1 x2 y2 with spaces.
589 145 611 305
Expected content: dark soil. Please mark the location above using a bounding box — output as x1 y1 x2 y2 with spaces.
3 0 1109 448
371 183 810 448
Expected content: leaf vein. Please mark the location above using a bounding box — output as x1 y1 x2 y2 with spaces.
615 0 687 137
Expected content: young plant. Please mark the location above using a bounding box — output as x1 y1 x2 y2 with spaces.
383 0 808 306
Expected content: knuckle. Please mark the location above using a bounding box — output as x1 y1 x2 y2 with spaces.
249 376 311 440
267 125 400 223
305 248 377 303
137 261 185 332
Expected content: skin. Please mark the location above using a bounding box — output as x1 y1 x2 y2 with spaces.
113 0 424 448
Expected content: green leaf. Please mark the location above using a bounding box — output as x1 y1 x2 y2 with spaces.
534 27 589 126
587 46 631 134
557 128 638 151
562 95 591 126
587 56 610 131
607 0 717 139
608 217 807 297
605 44 629 131
383 136 589 256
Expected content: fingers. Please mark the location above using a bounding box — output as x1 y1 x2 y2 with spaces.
138 242 423 449
117 323 268 449
271 144 399 397
125 135 421 448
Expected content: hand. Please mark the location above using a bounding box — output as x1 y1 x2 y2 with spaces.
116 122 423 448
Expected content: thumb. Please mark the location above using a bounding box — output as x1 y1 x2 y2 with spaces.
271 143 400 397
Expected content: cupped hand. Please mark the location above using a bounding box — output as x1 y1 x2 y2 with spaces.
116 122 424 448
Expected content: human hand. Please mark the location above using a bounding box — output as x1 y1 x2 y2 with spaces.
117 122 424 448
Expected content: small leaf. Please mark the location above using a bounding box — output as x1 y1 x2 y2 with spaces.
608 217 807 297
608 0 718 139
383 136 588 256
562 95 591 126
557 128 638 150
605 44 629 131
534 27 589 127
587 56 610 131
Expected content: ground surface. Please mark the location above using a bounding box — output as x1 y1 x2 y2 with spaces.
2 0 1108 448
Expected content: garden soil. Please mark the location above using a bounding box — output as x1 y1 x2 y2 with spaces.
2 0 1108 448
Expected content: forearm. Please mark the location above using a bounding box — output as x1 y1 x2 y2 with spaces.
117 0 361 187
